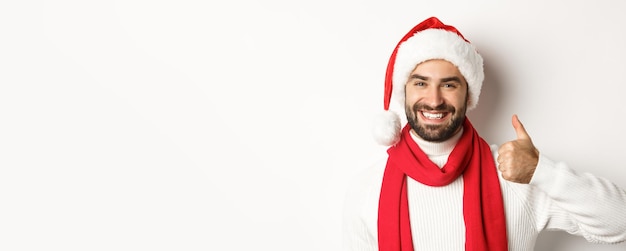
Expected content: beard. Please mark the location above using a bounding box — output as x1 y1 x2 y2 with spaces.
405 102 466 142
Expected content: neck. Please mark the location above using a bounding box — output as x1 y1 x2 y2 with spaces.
410 128 464 157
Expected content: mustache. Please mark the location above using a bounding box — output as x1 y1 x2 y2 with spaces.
411 103 455 113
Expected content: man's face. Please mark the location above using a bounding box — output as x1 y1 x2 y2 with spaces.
404 59 469 142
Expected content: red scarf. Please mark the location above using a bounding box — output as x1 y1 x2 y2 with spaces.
378 118 508 250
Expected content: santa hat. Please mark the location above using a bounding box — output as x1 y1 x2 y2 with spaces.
373 17 484 146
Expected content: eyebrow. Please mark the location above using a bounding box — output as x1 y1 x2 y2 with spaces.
408 74 429 81
441 76 463 83
408 74 463 83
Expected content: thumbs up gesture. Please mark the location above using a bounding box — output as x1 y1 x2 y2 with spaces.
496 115 540 184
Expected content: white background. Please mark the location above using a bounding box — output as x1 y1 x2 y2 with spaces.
1 0 625 250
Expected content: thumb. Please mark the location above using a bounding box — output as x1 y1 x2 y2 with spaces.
512 114 531 140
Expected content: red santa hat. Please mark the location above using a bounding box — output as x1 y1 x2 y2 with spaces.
373 17 485 146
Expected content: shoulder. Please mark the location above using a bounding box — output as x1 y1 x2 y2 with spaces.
345 157 387 203
343 157 387 221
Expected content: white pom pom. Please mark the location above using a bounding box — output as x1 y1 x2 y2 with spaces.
372 110 401 146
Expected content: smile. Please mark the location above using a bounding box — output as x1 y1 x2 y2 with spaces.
422 111 446 119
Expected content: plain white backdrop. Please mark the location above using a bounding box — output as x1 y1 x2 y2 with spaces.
1 0 625 250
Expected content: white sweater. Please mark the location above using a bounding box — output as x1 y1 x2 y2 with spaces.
343 131 626 251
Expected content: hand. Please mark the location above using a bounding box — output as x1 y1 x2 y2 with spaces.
496 115 540 184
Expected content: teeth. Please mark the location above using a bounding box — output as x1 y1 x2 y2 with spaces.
423 112 444 119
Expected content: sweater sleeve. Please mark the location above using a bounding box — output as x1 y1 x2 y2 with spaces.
529 154 626 244
342 159 387 251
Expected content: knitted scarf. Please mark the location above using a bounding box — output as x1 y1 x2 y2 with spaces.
378 118 507 250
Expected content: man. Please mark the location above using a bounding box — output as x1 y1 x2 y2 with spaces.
343 17 626 251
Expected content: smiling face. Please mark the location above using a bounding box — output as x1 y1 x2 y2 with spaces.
404 59 469 142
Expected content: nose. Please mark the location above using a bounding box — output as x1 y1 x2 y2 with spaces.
423 87 444 108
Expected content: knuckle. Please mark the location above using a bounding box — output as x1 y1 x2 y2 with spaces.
502 143 515 151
